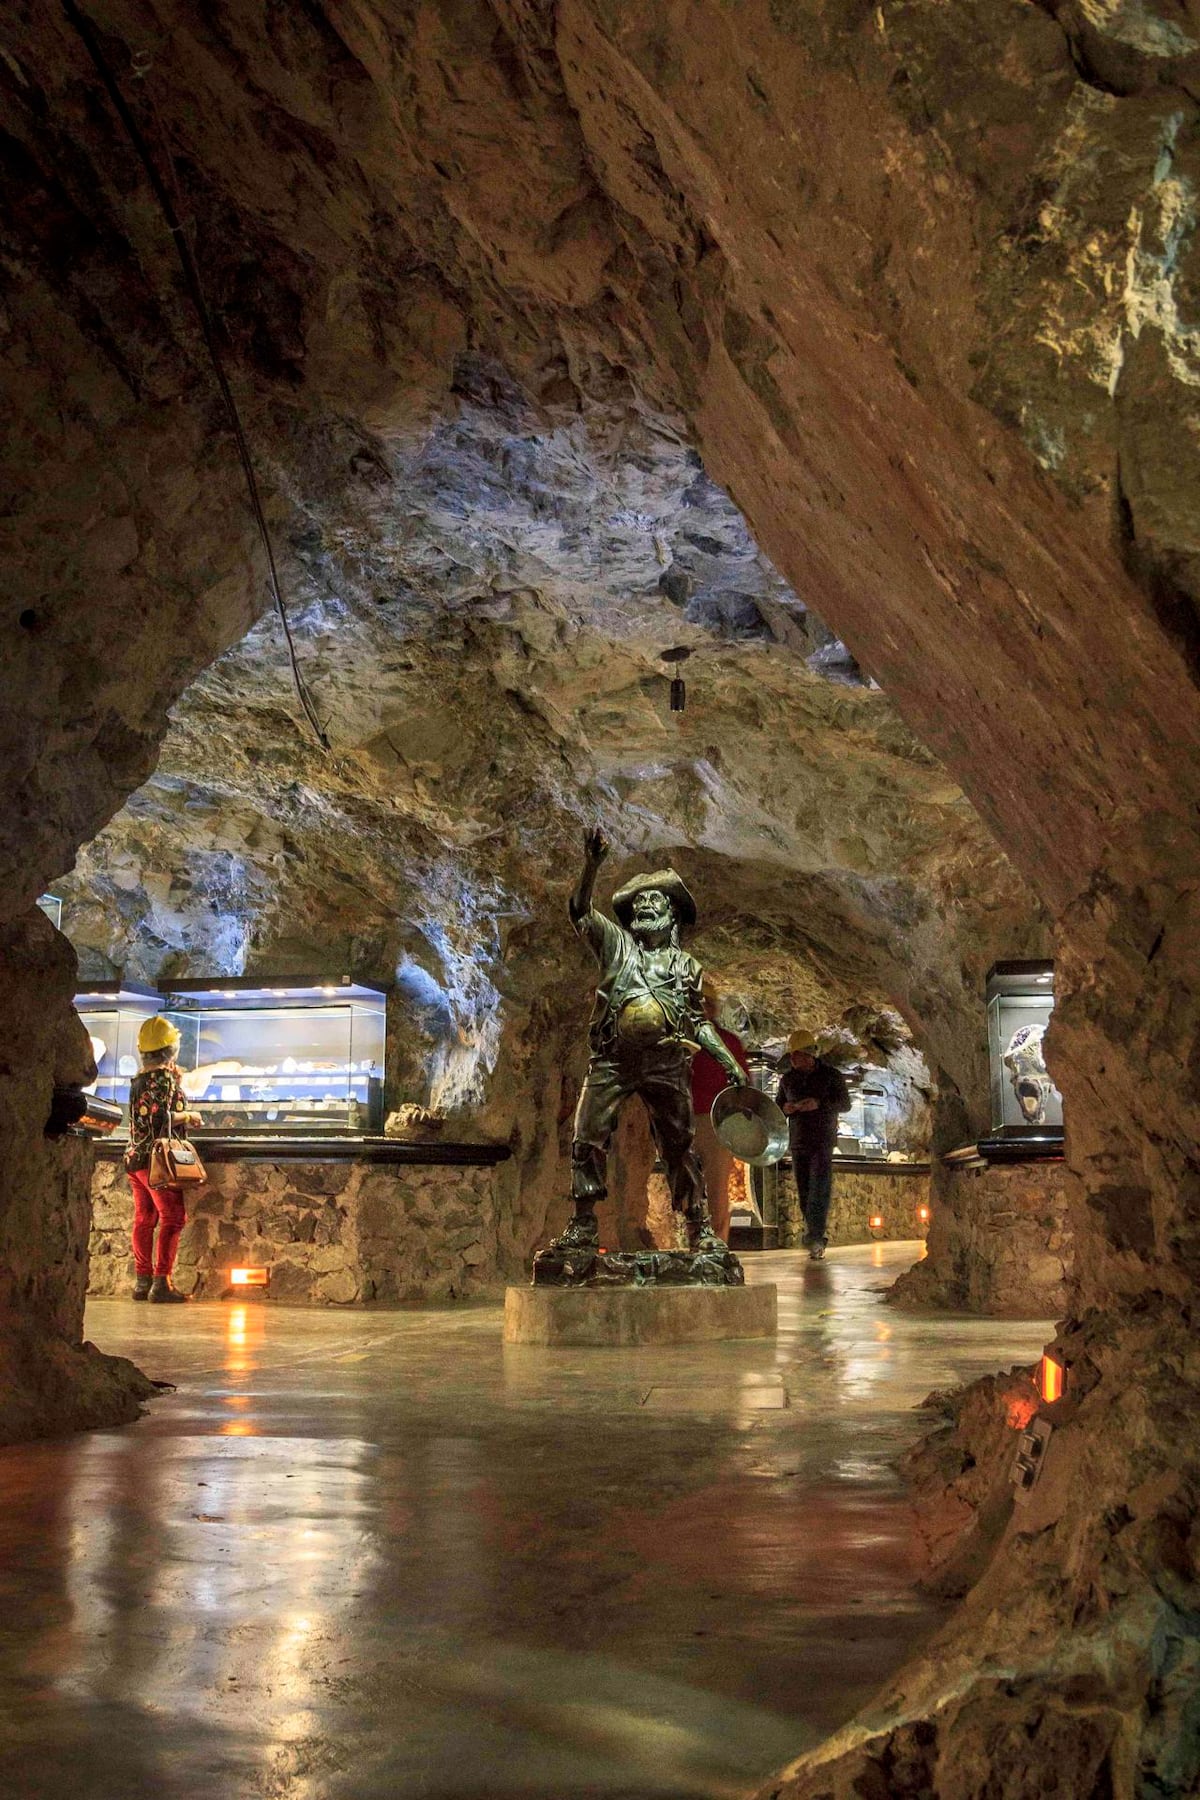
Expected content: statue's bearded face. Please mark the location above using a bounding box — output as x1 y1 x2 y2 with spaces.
629 889 674 944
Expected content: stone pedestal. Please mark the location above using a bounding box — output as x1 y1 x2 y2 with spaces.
503 1281 777 1346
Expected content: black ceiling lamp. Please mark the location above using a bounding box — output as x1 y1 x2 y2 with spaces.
661 645 693 713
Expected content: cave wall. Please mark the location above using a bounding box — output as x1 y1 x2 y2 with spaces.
0 912 153 1441
1 0 1198 1790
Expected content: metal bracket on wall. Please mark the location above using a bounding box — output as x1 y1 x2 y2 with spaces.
1011 1416 1054 1502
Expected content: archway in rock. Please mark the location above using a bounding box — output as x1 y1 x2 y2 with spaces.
48 401 1033 1298
2 4 1198 1795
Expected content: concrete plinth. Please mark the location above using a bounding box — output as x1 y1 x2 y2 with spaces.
503 1281 777 1346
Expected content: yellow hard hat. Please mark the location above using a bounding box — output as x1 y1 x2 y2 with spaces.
137 1014 180 1054
788 1029 817 1054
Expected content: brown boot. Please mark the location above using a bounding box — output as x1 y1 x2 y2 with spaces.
148 1276 189 1303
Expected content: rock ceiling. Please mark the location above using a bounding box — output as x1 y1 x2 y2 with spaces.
57 366 1040 1115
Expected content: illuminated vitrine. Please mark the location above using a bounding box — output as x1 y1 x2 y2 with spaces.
986 961 1063 1137
74 981 166 1131
165 978 387 1135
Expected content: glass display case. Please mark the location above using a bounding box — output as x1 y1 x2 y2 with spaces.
836 1085 889 1159
986 960 1063 1137
164 978 387 1136
37 893 62 930
74 981 167 1134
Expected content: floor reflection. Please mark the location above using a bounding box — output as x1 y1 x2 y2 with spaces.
0 1246 1054 1800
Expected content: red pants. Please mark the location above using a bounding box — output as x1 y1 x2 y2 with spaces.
129 1169 187 1278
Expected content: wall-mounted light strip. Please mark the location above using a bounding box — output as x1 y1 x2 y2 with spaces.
1039 1350 1066 1405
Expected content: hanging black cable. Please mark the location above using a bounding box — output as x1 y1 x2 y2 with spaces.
61 0 331 752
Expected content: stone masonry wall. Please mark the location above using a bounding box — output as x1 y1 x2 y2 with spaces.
90 1158 500 1305
771 1166 931 1250
890 1160 1071 1320
827 1169 931 1249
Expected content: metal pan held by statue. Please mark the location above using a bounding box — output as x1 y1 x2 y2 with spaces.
711 1084 789 1166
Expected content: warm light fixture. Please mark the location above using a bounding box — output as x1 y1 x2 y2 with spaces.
230 1267 269 1287
1039 1350 1066 1404
917 1204 931 1224
869 1213 885 1238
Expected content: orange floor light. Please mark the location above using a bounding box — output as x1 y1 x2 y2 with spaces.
229 1267 269 1287
1039 1351 1065 1404
869 1213 885 1234
917 1204 931 1224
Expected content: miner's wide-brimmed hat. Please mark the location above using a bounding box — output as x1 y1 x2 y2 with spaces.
611 868 697 930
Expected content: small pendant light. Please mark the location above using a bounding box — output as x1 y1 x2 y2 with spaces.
661 645 693 713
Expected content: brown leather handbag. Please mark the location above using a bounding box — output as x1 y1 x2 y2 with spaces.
149 1126 207 1187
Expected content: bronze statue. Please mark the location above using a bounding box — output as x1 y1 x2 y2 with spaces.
545 827 745 1275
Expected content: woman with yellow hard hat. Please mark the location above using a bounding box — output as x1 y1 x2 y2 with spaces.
124 1016 201 1302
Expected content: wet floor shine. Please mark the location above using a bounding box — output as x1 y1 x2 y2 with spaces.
0 1246 1053 1800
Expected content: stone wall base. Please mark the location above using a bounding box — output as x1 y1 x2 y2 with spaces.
770 1164 932 1247
90 1157 500 1304
889 1159 1071 1318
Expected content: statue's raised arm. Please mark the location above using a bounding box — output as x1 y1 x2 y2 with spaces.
570 825 609 923
541 848 746 1287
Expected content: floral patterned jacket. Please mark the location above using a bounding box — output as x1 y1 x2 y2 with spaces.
125 1066 190 1173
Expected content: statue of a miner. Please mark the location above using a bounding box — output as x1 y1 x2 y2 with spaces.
555 827 744 1254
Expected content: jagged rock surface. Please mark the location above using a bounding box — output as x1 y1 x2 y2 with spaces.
0 912 153 1442
1 1 1199 1791
55 393 1014 1159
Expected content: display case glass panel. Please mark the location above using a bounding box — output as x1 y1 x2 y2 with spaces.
74 982 167 1134
986 961 1063 1135
165 979 386 1135
838 1087 888 1159
37 893 62 930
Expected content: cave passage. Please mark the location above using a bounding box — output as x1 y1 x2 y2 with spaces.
0 1246 1051 1800
5 0 1200 1790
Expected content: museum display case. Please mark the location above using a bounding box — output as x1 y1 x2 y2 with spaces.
164 978 387 1136
74 981 167 1132
985 960 1063 1140
836 1085 890 1159
36 892 62 930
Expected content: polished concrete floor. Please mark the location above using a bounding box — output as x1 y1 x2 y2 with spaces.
0 1247 1053 1799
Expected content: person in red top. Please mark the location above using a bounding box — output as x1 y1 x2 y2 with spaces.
689 980 749 1241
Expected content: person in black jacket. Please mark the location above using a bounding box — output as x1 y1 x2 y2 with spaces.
775 1031 851 1260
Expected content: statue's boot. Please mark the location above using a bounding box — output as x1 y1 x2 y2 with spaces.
685 1202 725 1254
552 1206 600 1252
